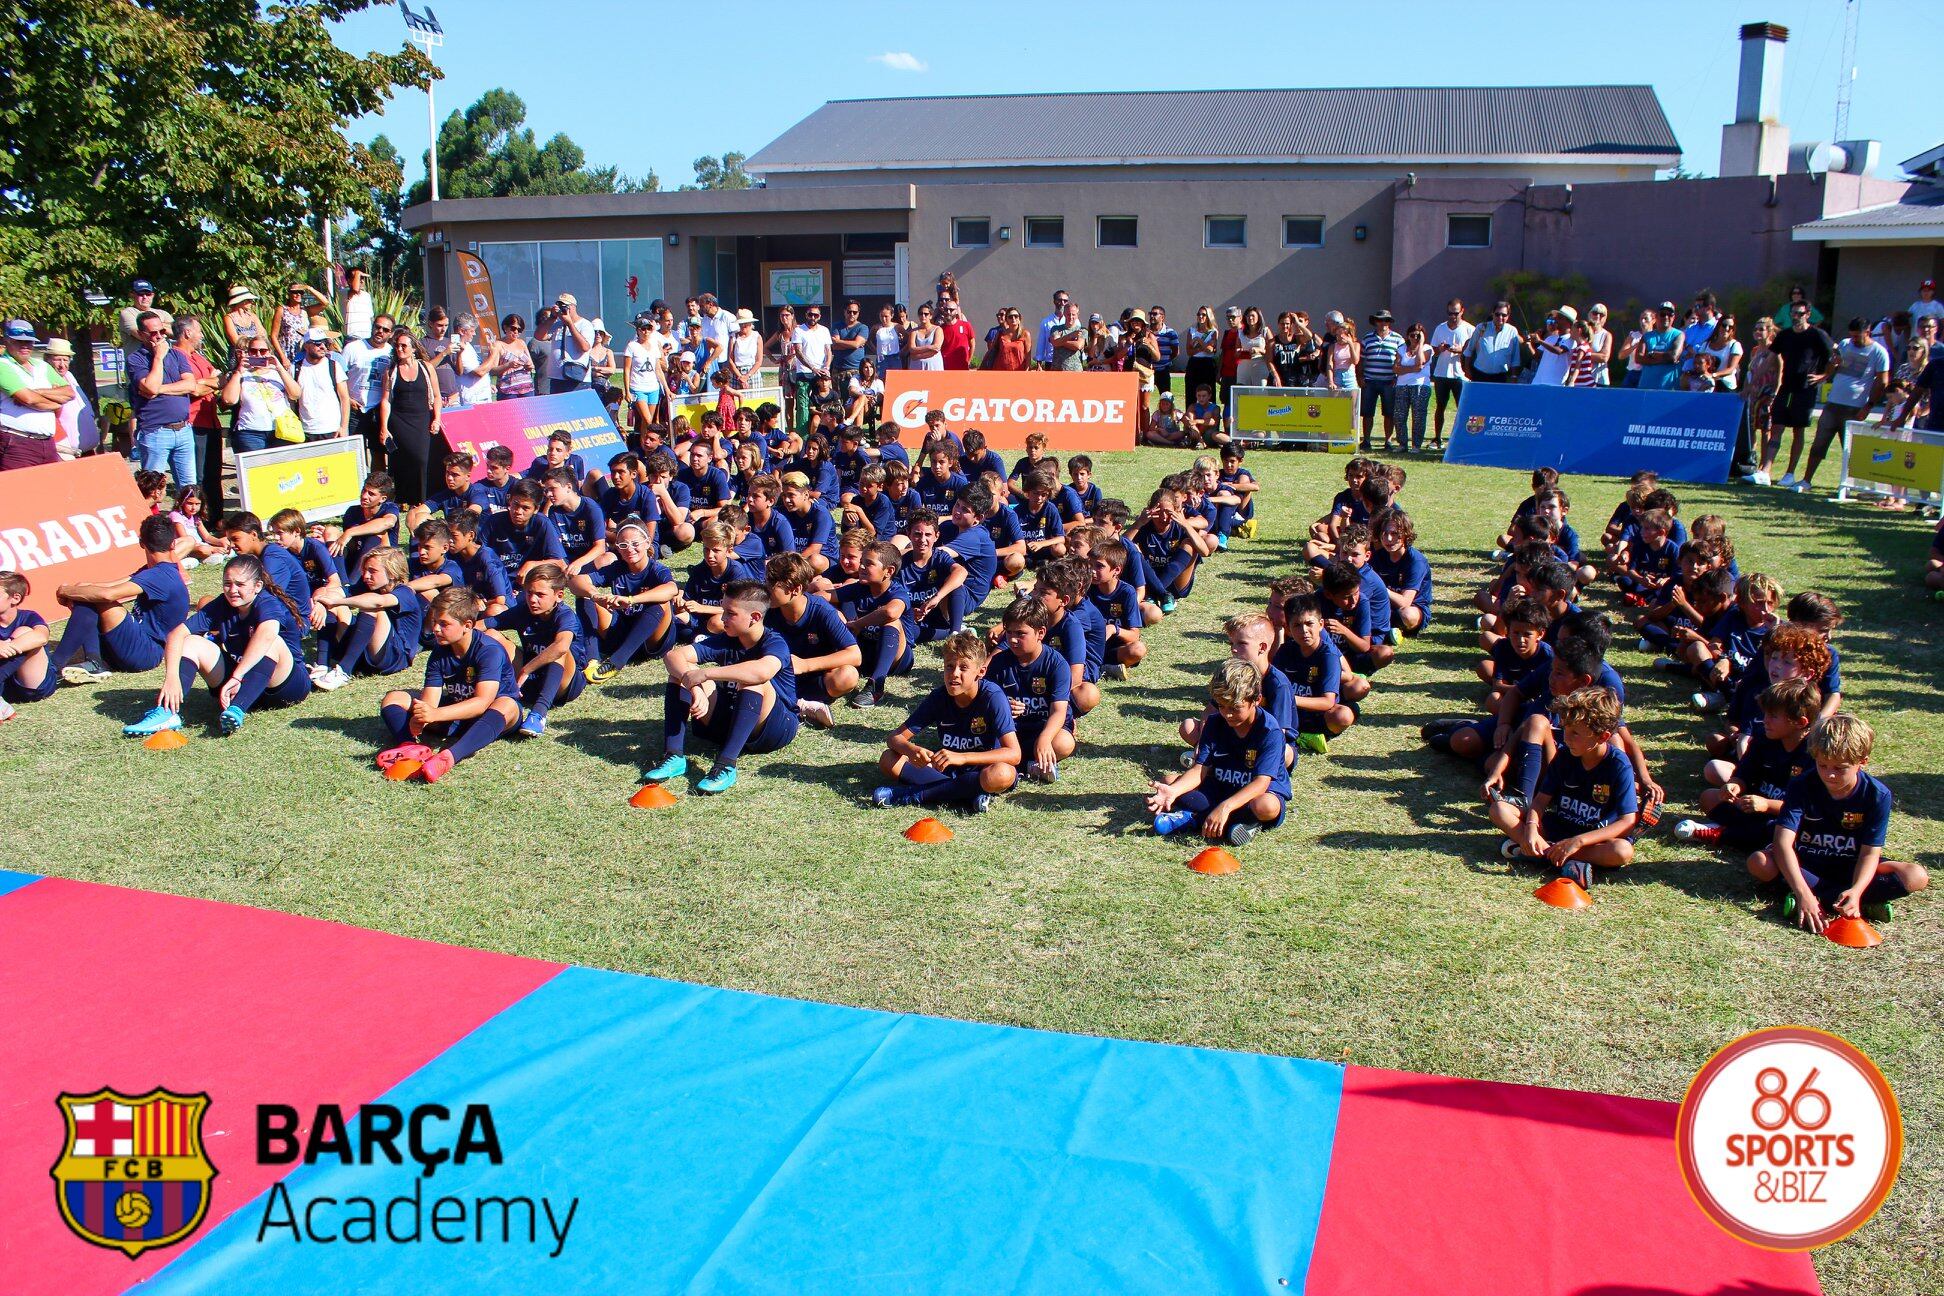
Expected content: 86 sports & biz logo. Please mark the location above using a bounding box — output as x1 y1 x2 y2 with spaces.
1677 1027 1901 1250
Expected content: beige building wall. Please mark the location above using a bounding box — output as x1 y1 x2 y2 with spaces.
910 178 1398 328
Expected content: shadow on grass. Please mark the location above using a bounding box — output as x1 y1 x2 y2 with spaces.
287 714 385 754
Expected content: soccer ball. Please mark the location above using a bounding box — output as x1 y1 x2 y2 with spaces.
115 1191 152 1228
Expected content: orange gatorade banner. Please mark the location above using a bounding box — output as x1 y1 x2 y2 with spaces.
882 371 1138 452
0 456 150 620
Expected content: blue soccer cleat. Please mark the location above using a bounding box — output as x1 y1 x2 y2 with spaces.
218 705 246 735
696 766 738 795
1560 859 1594 890
123 707 182 738
640 754 688 783
870 786 899 808
518 710 547 738
1153 809 1196 836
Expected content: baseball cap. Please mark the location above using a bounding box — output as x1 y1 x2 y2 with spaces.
1923 279 1936 291
1657 300 1678 314
675 353 695 365
555 293 577 307
4 319 42 344
1088 312 1103 324
131 279 156 295
304 326 332 344
780 471 812 489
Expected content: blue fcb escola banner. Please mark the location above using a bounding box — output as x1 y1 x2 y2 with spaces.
1443 383 1741 483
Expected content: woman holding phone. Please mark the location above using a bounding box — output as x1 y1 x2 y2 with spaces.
220 331 300 454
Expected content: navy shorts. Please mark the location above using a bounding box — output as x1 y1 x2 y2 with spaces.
103 617 166 673
359 634 418 678
3 663 58 702
701 693 799 754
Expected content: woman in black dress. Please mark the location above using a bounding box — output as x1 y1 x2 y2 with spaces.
379 330 441 507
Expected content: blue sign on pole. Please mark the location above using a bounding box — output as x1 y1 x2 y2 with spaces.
1442 384 1741 483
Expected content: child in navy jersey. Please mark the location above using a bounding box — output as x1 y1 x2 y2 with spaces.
573 520 677 683
374 587 521 783
489 564 588 737
832 541 915 708
641 580 800 796
1147 659 1291 848
0 571 53 720
1676 678 1819 850
1747 713 1929 930
765 551 861 727
872 631 1019 812
1490 685 1637 888
988 599 1074 783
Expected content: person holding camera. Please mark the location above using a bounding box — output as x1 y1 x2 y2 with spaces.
221 330 301 454
550 294 597 392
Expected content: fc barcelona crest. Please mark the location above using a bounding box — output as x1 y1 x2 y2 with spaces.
52 1088 216 1258
1593 783 1612 803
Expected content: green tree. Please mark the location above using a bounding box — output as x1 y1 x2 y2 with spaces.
404 89 656 208
0 0 433 324
686 152 751 191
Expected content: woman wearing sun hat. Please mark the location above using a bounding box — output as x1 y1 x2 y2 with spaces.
221 286 266 353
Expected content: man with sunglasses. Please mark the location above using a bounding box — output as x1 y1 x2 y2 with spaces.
940 300 974 371
1462 301 1520 383
1766 301 1834 488
0 319 74 471
832 299 870 382
789 307 834 428
1427 299 1473 445
126 311 201 486
1035 290 1071 368
343 315 396 470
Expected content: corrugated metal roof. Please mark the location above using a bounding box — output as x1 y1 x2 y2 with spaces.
747 86 1679 173
1794 187 1944 232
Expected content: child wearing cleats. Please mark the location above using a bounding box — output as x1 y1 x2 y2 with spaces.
376 587 521 783
873 631 1019 811
1492 685 1637 889
1147 659 1291 847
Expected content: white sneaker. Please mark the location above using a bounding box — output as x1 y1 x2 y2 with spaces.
181 556 201 571
0 698 15 724
1636 638 1653 652
1777 472 1797 489
313 666 351 692
799 699 834 729
1690 690 1727 712
1791 480 1810 493
1750 470 1771 487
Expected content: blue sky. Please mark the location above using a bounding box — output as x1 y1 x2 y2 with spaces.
333 0 1937 192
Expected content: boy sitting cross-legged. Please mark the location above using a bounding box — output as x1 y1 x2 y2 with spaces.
1148 659 1292 848
1491 684 1637 889
871 631 1020 813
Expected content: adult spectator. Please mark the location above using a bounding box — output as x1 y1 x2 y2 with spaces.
1635 303 1685 391
872 304 903 372
342 267 375 342
1763 300 1834 487
343 314 395 468
1149 306 1180 401
1428 299 1473 444
276 283 326 362
179 318 225 516
847 357 884 426
940 300 974 371
727 309 763 390
1771 284 1824 329
1047 302 1085 372
790 306 834 408
1267 311 1320 388
1233 307 1271 393
1583 303 1614 385
220 286 265 353
1910 279 1943 328
422 305 453 371
379 330 441 507
697 294 732 379
623 312 668 436
1526 307 1576 386
1357 310 1403 450
1700 315 1743 391
220 329 300 455
1393 322 1434 450
0 319 73 470
980 307 1029 372
1123 309 1160 437
768 306 799 424
1682 292 1720 374
1799 317 1889 493
1322 312 1359 394
1891 318 1943 433
1616 309 1652 388
1185 306 1221 404
935 271 960 314
495 315 536 401
1035 290 1070 366
451 313 498 409
550 295 596 392
43 339 98 459
1217 306 1246 405
118 278 172 358
831 300 870 383
528 305 558 397
125 310 199 485
585 322 618 408
294 328 349 442
1463 302 1520 382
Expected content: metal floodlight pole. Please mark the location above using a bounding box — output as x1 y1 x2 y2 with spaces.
400 3 446 203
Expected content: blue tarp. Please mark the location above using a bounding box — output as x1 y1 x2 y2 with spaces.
144 967 1344 1293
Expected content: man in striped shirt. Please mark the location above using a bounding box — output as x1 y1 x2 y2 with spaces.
1358 310 1405 451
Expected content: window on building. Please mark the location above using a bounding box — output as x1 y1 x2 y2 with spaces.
1447 214 1493 249
600 238 668 324
1204 216 1247 248
479 242 542 325
483 238 667 330
1282 216 1325 248
952 218 990 248
1097 216 1138 248
693 236 737 309
1025 217 1065 248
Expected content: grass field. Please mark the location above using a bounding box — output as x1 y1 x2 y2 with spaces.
8 449 1941 1293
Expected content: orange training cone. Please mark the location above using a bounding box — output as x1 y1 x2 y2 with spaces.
1822 916 1882 948
382 759 423 782
142 729 189 751
629 783 679 809
1187 846 1240 876
1534 877 1593 909
904 817 954 844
